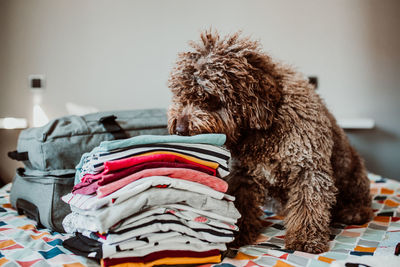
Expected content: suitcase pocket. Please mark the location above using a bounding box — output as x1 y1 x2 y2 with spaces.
10 168 74 233
16 199 44 228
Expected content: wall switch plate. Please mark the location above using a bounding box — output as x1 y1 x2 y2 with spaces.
28 74 45 90
308 76 318 89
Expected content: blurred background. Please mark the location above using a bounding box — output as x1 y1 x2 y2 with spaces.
0 0 399 183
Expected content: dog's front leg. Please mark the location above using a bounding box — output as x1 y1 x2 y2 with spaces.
284 169 337 254
227 174 265 247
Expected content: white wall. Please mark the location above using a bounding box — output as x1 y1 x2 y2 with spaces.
1 0 399 180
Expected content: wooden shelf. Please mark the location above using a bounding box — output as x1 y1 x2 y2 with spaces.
337 118 375 129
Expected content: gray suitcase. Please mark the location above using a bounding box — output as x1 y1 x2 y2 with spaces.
8 108 168 172
9 108 169 232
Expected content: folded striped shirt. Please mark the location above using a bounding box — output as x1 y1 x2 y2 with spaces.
63 232 222 261
104 241 226 259
101 235 226 258
75 134 228 183
78 143 230 179
109 215 235 241
63 188 240 233
102 248 221 265
112 205 239 232
96 213 235 246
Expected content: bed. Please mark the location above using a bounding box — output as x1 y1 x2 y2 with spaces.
0 173 399 267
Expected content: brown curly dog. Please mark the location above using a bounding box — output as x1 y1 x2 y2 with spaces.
167 30 373 253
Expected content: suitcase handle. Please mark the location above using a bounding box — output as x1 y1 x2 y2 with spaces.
16 199 44 229
8 151 29 161
99 115 129 140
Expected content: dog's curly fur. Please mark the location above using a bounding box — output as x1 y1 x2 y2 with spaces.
167 30 373 253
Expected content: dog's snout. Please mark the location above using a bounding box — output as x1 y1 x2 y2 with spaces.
175 115 190 136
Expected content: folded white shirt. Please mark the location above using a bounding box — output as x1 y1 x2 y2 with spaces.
63 187 240 233
62 176 234 211
112 205 239 232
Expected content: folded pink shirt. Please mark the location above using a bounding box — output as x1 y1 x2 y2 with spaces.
103 153 218 173
96 167 228 198
72 161 216 195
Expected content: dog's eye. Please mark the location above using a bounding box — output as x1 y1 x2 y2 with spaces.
205 95 222 111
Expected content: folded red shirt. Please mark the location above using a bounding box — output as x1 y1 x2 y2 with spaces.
73 154 217 195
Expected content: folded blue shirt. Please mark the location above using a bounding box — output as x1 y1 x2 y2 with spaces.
99 134 227 152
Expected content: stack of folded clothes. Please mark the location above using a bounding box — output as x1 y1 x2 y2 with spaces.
61 134 241 267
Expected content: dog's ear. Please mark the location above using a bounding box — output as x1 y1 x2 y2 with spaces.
241 50 282 130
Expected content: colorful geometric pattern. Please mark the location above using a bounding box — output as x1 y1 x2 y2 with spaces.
0 183 97 267
203 173 400 267
0 173 399 266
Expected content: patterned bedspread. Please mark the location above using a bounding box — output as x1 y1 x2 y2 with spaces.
0 173 399 267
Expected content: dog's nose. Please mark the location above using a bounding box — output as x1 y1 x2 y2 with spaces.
175 116 189 136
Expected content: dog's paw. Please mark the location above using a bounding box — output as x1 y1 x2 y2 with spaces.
228 228 260 248
333 205 374 225
228 237 247 249
285 239 329 254
285 232 329 254
228 207 265 248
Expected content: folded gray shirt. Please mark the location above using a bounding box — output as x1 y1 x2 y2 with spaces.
63 187 240 233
